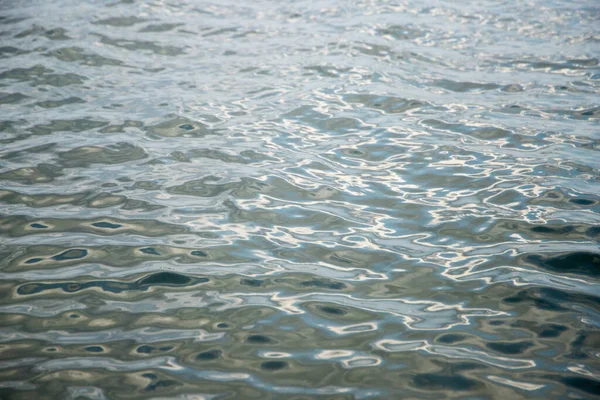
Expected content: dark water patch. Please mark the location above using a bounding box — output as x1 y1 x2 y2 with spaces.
140 272 205 288
0 46 29 58
0 120 20 133
436 334 467 344
45 46 124 66
2 142 58 160
136 345 153 354
133 180 163 190
140 247 160 255
84 346 104 353
15 25 70 40
569 198 596 206
92 221 122 229
530 225 574 235
170 151 191 162
412 373 479 391
544 106 600 120
0 164 62 184
2 243 255 272
529 189 600 211
523 252 600 277
58 142 148 167
167 176 239 198
88 194 164 211
202 27 240 38
501 84 524 92
503 287 600 312
93 16 147 27
0 189 87 208
52 249 88 261
241 279 263 287
16 272 207 296
561 376 600 396
299 279 346 290
260 361 287 371
33 96 85 109
0 65 49 80
0 215 187 237
474 220 597 243
196 349 222 361
433 79 500 92
97 34 185 56
566 330 600 360
486 341 533 355
586 227 600 238
246 335 276 345
137 272 194 287
29 119 108 135
526 58 598 70
145 379 181 392
0 65 87 86
449 362 486 372
503 288 567 311
538 324 569 339
316 305 347 316
144 116 217 138
0 92 30 104
137 345 173 354
139 23 184 33
510 320 569 339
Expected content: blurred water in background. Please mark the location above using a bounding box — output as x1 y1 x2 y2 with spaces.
0 0 599 398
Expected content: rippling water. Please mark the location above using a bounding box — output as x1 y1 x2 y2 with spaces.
1 0 599 398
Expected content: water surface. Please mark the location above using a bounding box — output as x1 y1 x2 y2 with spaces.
0 0 599 398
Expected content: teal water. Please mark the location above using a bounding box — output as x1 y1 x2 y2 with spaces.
0 0 599 398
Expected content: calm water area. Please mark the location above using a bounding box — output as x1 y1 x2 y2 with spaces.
0 0 599 398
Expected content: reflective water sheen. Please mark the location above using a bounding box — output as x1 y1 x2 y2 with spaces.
1 0 599 398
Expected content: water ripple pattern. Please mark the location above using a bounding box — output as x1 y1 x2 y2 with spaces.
0 0 599 398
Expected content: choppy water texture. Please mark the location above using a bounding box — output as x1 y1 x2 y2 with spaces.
0 0 599 398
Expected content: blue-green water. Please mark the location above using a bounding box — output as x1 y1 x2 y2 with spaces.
0 0 599 398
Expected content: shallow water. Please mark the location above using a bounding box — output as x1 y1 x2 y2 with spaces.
0 0 599 398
